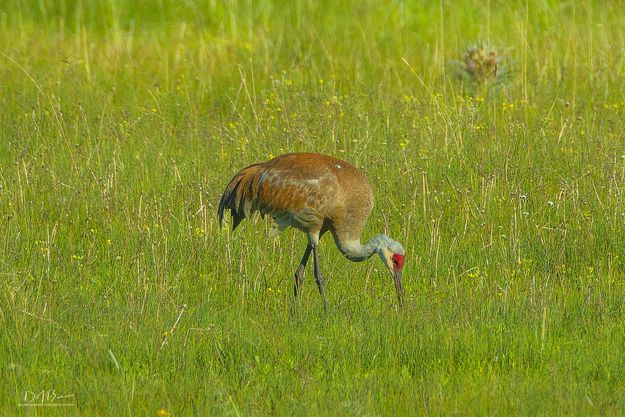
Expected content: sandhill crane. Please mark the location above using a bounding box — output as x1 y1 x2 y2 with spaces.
218 153 406 308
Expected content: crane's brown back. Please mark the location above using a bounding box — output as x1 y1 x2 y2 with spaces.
218 153 374 238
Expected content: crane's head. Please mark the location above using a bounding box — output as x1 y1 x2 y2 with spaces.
375 236 405 305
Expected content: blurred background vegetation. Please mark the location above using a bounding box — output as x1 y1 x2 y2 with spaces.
1 1 625 416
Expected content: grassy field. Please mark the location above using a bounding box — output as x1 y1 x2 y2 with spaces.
1 0 625 415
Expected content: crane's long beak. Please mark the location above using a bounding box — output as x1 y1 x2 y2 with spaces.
393 269 404 306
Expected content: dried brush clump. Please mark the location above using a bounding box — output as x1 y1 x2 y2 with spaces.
464 46 499 84
450 44 510 93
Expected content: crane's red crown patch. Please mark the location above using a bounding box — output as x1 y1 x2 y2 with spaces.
392 253 405 269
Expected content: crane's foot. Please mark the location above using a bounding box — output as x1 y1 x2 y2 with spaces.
293 265 305 299
293 244 312 301
310 239 328 312
321 295 328 313
314 274 328 312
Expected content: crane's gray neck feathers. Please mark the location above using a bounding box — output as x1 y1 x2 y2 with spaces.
336 234 392 262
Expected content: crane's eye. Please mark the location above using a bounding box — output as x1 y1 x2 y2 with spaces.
392 257 399 266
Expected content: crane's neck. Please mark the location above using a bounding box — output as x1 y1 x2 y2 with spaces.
334 234 388 262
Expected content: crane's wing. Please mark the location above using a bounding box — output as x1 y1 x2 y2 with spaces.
218 160 336 231
218 163 262 230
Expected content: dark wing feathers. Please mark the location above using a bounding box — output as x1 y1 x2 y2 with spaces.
218 163 263 230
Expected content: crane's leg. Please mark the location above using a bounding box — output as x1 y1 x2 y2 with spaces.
311 244 328 311
293 244 312 299
305 231 328 310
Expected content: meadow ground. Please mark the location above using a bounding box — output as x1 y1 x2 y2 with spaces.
1 1 625 415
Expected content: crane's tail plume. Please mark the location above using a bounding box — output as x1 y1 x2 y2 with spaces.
218 163 264 231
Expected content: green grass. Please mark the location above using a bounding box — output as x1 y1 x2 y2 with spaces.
1 0 625 415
